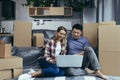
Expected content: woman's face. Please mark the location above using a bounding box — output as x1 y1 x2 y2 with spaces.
57 30 66 41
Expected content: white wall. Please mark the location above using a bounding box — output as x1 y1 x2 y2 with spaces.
1 20 72 33
32 21 71 30
98 0 103 22
98 0 115 22
1 0 82 32
82 0 115 23
103 0 115 21
1 21 14 33
15 0 32 20
83 8 97 23
15 0 81 25
3 0 117 31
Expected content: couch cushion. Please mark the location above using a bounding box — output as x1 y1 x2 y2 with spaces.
12 47 44 68
44 29 56 39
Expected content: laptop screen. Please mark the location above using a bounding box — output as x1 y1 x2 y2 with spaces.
56 55 83 67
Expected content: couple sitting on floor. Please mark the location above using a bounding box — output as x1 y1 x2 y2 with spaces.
30 24 108 80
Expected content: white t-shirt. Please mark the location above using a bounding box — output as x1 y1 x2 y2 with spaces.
55 41 61 56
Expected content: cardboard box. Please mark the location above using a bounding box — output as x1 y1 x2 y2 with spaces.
98 23 120 76
0 40 5 44
99 51 120 76
83 23 98 47
0 56 23 70
33 33 44 47
13 68 23 78
0 68 23 80
49 7 64 15
99 21 116 26
83 21 116 47
0 69 12 80
98 26 120 51
14 21 32 47
0 43 11 58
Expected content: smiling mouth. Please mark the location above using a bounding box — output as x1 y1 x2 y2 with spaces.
58 36 63 39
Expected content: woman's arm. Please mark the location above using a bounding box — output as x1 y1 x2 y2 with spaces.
44 40 55 64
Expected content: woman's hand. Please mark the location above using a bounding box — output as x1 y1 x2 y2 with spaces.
52 58 56 64
48 59 56 64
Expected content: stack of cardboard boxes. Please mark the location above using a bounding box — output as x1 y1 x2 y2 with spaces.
33 33 44 47
0 40 23 80
0 21 44 79
83 23 98 47
83 21 120 76
14 21 32 47
83 21 116 47
98 23 120 76
13 21 44 47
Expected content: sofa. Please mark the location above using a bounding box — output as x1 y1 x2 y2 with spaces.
0 29 119 80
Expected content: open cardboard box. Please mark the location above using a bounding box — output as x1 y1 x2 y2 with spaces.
0 68 22 80
0 43 11 58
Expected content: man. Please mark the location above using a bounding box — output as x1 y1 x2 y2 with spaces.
67 24 108 80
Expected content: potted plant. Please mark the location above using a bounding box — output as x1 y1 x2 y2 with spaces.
22 0 54 7
43 0 54 7
21 0 34 7
63 0 94 12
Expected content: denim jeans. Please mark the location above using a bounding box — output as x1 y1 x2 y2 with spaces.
66 46 100 76
82 46 100 70
39 59 65 77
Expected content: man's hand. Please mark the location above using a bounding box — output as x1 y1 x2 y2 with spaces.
74 51 84 55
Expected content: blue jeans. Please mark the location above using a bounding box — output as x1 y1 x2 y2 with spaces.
39 59 65 77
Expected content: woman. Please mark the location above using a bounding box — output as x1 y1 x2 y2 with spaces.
31 26 67 77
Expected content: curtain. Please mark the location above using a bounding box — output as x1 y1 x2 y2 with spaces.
114 0 120 24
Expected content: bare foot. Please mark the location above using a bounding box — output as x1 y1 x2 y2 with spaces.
31 70 41 77
95 70 108 80
85 68 95 74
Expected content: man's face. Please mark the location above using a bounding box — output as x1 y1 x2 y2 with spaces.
72 28 82 39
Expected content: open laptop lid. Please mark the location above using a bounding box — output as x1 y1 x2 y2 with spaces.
56 55 83 67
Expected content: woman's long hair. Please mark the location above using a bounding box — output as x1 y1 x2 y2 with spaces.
51 26 67 45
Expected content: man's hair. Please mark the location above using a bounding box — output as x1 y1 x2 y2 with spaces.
72 24 83 31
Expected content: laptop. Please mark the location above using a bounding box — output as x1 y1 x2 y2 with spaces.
56 55 83 67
